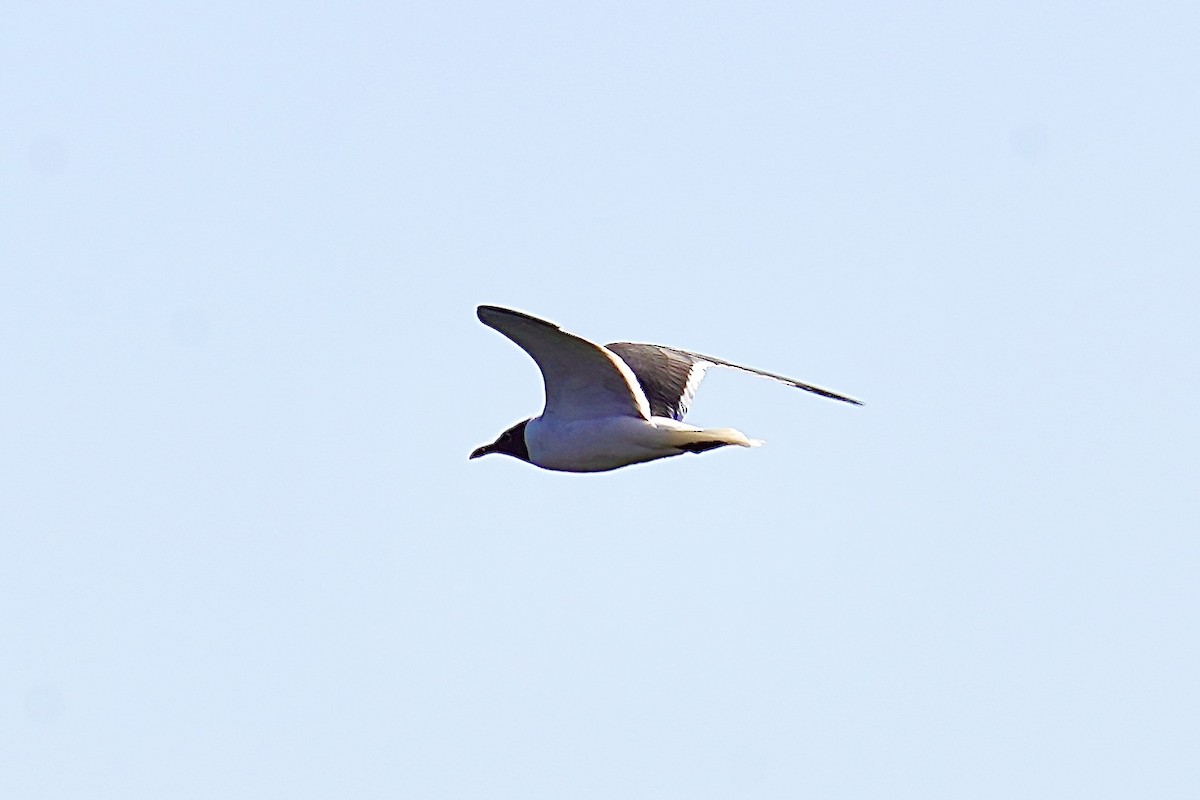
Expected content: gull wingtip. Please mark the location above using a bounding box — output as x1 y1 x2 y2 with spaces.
790 382 865 406
475 304 562 331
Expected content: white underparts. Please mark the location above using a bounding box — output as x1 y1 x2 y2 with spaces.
525 414 760 473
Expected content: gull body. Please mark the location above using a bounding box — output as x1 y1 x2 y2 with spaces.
470 305 861 473
525 414 758 473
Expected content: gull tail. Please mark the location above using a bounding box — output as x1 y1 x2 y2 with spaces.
661 425 763 454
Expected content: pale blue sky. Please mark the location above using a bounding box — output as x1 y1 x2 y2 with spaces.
3 2 1198 798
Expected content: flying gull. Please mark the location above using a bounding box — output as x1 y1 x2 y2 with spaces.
470 305 861 472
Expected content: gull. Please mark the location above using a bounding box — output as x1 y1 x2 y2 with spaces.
469 305 861 472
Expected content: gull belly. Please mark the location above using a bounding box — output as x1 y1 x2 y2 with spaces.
525 415 758 473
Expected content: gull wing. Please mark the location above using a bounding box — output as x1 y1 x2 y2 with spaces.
606 342 863 421
477 306 651 422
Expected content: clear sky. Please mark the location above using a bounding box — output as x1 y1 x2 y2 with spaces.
3 2 1197 798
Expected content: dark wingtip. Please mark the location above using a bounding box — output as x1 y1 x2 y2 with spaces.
797 385 865 406
476 305 561 331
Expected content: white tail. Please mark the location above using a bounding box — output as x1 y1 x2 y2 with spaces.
657 423 763 451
